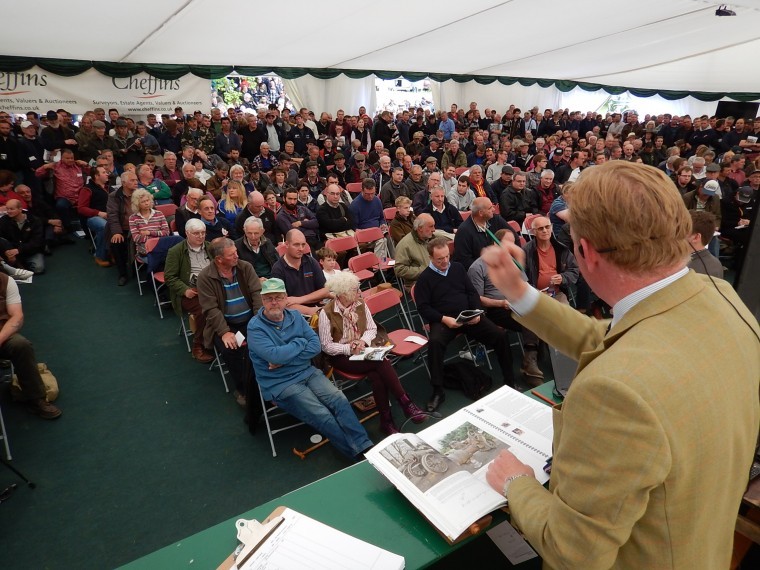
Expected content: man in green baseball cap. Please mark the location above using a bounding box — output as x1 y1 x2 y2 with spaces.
248 278 374 461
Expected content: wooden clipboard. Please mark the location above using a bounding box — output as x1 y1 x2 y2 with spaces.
216 506 287 570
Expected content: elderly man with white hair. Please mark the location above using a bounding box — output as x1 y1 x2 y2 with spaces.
235 190 279 243
234 217 279 281
165 218 214 363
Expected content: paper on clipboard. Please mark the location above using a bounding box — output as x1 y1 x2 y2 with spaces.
230 507 404 570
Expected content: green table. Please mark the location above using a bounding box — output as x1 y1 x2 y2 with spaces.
122 385 556 570
120 460 502 569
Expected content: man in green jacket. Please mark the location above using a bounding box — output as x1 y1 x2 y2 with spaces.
393 213 435 290
164 218 214 363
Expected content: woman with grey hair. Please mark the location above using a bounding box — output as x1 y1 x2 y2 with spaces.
318 272 426 434
229 164 255 195
128 188 170 255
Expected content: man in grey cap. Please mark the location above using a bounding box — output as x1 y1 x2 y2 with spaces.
113 118 142 166
86 119 119 162
683 178 722 257
247 277 374 460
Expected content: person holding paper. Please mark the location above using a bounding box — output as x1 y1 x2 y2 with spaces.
482 161 759 570
318 272 426 435
415 237 516 412
248 278 374 461
197 237 262 411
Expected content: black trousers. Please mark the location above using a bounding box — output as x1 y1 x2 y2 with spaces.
212 322 262 419
427 316 515 389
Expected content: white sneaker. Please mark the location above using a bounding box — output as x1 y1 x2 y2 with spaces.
10 267 33 280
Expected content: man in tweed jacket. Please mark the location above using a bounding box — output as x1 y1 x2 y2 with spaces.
482 161 760 569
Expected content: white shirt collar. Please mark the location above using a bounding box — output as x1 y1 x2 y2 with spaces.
610 267 689 329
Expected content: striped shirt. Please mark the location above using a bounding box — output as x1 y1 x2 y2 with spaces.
221 268 252 324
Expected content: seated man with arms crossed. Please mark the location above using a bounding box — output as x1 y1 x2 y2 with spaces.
270 229 331 316
165 218 215 363
247 277 374 461
415 237 516 412
197 237 262 412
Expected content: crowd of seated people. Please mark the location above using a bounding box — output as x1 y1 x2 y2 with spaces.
0 100 757 440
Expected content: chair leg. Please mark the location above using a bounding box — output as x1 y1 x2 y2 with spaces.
259 387 277 457
134 259 144 296
151 275 165 319
211 346 230 393
0 402 11 461
178 316 191 352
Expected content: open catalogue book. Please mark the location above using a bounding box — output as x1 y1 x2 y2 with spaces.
364 386 553 542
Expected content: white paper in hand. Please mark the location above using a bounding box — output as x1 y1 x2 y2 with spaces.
234 331 246 346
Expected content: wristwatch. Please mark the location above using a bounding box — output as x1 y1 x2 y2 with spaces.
502 473 530 501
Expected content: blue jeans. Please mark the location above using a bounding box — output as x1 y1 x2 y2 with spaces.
87 216 108 260
21 252 45 274
55 198 75 231
273 369 373 459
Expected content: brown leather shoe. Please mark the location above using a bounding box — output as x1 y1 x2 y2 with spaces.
192 347 214 363
26 398 62 420
94 257 112 267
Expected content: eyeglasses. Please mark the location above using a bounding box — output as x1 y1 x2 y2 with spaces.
533 225 552 231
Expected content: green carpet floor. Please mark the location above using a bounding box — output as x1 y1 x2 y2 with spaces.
0 240 506 569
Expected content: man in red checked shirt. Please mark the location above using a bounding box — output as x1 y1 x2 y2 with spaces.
35 148 88 235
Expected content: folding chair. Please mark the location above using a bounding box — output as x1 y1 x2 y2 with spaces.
455 167 469 177
324 234 359 256
354 227 393 273
258 382 305 457
143 238 173 319
346 182 363 195
156 203 177 218
460 210 471 221
383 207 397 222
507 220 521 234
348 251 386 285
364 289 429 380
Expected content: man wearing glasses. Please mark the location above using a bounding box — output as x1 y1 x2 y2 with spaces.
165 218 214 363
522 216 578 306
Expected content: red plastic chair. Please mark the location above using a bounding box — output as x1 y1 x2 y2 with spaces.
348 251 381 283
156 203 177 218
455 167 468 177
524 213 542 236
507 220 521 234
346 182 363 195
324 235 359 256
364 289 429 379
383 207 397 222
460 210 471 221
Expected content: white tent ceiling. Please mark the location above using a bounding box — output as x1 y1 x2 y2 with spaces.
3 0 760 95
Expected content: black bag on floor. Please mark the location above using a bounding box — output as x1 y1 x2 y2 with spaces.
442 361 492 400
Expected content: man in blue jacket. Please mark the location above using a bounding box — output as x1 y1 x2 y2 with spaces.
247 278 374 460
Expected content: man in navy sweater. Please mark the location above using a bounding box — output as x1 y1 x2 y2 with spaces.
415 237 516 412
